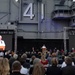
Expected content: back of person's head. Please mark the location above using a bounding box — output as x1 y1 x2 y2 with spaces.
21 53 27 60
2 58 10 71
51 57 58 66
69 52 75 58
31 55 36 60
32 63 45 75
0 58 10 75
33 58 40 65
0 57 3 72
12 61 21 71
13 53 18 59
65 56 72 66
51 53 57 57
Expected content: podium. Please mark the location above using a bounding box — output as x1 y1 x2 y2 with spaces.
0 46 5 51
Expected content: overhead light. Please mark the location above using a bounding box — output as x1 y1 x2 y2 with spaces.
15 0 18 2
8 22 11 25
73 0 75 2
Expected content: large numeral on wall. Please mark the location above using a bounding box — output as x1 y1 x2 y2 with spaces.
23 3 45 20
23 3 34 19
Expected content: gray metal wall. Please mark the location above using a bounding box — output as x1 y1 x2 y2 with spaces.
0 0 72 39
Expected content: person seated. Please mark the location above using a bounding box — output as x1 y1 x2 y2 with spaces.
40 53 48 66
20 53 30 69
61 56 74 68
61 57 75 75
30 55 36 65
32 62 45 75
46 57 61 75
0 58 10 75
29 58 40 75
10 61 25 75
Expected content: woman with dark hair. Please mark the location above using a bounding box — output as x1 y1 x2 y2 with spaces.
46 57 61 75
11 61 25 75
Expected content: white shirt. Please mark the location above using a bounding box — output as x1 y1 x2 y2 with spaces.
61 61 74 68
0 52 4 56
0 40 5 46
20 66 29 75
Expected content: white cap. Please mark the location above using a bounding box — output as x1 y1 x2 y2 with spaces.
42 45 46 49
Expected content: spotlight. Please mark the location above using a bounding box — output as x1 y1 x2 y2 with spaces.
15 0 18 2
73 0 75 2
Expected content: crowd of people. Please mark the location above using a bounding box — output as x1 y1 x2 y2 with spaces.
0 46 75 75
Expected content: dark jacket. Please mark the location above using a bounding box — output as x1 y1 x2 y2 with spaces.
46 65 61 75
10 72 25 75
20 59 30 69
29 67 33 75
62 65 75 75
